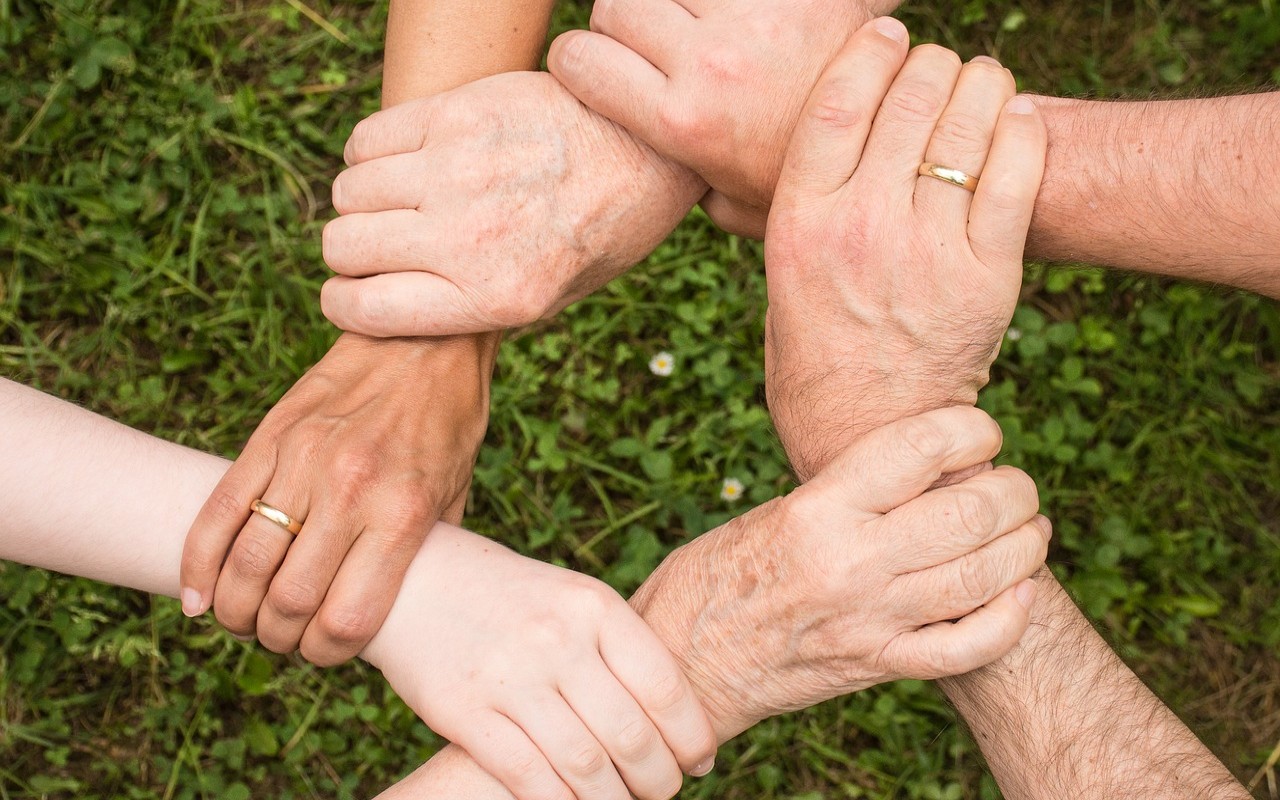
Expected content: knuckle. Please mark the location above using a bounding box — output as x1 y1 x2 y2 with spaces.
523 614 575 652
344 119 373 165
228 535 281 580
656 101 706 148
492 285 549 329
930 112 989 152
329 448 380 489
508 753 572 800
320 218 351 271
315 603 379 648
885 80 947 121
266 577 324 621
563 739 609 778
348 288 387 333
950 487 996 541
955 552 994 609
1002 467 1040 508
921 636 966 678
887 84 940 120
554 30 592 71
644 667 690 714
895 415 951 466
615 715 659 762
205 486 251 527
979 173 1029 215
807 81 870 132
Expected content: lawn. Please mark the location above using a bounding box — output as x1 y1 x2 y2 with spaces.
2 0 1278 798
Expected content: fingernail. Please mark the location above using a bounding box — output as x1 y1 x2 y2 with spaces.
1006 95 1036 115
691 757 715 777
1015 579 1037 609
232 633 254 643
181 587 205 617
873 17 908 42
970 55 1002 67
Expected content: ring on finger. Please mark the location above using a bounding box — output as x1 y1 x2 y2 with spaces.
918 162 980 193
250 499 304 535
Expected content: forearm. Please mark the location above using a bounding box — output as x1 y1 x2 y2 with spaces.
939 571 1248 799
0 379 225 594
382 0 555 105
359 0 561 400
1028 92 1280 298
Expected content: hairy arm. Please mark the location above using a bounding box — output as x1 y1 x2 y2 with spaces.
941 572 1249 799
1030 93 1280 298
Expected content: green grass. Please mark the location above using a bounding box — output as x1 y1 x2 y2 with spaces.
2 0 1278 797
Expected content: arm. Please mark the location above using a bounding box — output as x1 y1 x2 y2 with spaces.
0 377 719 800
0 380 1043 798
381 0 554 104
761 27 1250 799
179 0 556 666
940 572 1249 799
549 7 1280 296
1028 93 1280 298
381 404 1046 798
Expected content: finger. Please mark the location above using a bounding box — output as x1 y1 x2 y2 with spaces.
180 451 276 617
967 94 1048 267
322 210 441 277
884 578 1037 679
548 30 668 153
320 273 492 338
212 480 307 638
699 190 767 240
774 17 910 203
255 498 360 654
299 520 426 666
589 0 695 72
331 152 431 215
904 514 1050 622
562 665 685 800
913 56 1016 229
342 96 441 166
808 406 1004 515
851 43 962 204
599 612 717 776
881 465 1039 573
450 711 576 800
507 693 630 800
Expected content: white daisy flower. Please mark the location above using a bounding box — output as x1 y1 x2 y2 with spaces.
720 477 745 502
649 352 675 377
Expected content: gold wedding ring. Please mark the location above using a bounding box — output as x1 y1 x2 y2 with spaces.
250 499 304 535
918 162 980 193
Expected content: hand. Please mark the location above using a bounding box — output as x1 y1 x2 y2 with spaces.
362 524 717 800
763 22 1048 479
547 0 901 238
630 406 1048 739
180 333 495 665
319 71 705 337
